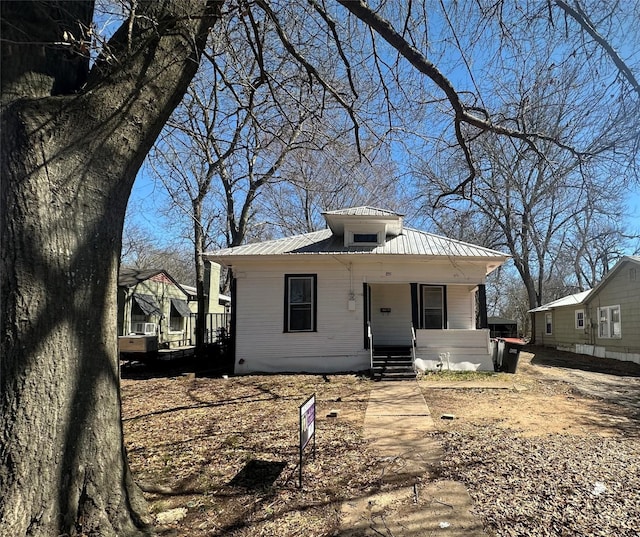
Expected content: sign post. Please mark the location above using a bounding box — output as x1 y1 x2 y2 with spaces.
299 393 316 488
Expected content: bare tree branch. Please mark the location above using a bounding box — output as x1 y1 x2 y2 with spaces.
255 0 362 155
553 0 640 96
337 0 590 199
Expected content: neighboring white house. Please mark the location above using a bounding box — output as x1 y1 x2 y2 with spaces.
205 206 510 374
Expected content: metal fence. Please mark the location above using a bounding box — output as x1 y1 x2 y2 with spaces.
189 312 231 345
205 312 231 344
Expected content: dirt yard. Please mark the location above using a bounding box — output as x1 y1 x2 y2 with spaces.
419 347 640 536
121 346 640 536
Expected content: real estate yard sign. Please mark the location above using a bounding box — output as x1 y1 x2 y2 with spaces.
299 394 316 487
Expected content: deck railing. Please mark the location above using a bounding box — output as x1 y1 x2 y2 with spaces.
189 312 231 345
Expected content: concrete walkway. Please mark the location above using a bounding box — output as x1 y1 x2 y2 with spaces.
339 381 486 536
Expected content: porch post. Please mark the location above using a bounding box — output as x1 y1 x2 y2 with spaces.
410 283 420 328
363 283 369 349
478 284 488 329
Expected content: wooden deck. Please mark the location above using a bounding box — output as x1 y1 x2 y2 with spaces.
157 346 195 361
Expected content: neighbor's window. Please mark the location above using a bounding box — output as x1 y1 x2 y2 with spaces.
545 312 553 335
422 285 445 329
598 305 621 338
284 274 317 332
169 303 184 332
131 301 148 325
575 309 585 330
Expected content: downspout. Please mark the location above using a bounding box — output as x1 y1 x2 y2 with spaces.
368 322 373 370
230 274 237 370
410 323 417 372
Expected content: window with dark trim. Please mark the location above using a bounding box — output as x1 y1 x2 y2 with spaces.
131 300 148 325
421 285 445 329
169 303 183 332
545 312 553 335
284 274 317 332
353 233 378 243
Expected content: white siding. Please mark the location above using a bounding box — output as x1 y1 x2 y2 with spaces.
415 329 489 348
234 261 368 373
231 257 491 373
370 284 412 346
446 285 475 329
414 329 492 371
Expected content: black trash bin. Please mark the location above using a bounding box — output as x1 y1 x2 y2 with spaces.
500 338 525 373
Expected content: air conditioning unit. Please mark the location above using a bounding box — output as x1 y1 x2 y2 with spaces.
133 322 156 335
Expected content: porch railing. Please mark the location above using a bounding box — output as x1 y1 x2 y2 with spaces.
368 322 373 369
205 312 231 344
410 323 417 371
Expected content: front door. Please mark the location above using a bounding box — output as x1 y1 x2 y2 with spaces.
368 283 412 347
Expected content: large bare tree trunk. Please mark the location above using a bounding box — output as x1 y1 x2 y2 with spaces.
193 200 208 351
0 2 217 535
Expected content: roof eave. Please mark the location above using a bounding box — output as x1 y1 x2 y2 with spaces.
207 252 510 266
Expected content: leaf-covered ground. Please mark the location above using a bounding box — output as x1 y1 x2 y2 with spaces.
122 347 640 536
420 347 640 537
433 429 640 536
122 371 378 536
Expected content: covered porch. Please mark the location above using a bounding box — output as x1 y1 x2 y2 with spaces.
365 282 493 371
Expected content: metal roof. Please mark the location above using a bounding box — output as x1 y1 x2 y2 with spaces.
322 206 404 237
207 227 509 259
528 290 591 313
322 206 404 217
528 256 640 313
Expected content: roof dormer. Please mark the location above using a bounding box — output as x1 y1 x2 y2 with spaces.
322 206 403 247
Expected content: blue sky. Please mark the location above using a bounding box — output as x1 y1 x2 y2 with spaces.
127 160 640 256
124 2 640 257
625 189 640 254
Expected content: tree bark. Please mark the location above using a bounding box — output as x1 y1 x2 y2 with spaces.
1 2 218 535
194 200 207 352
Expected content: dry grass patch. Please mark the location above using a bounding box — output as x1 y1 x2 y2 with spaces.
122 373 377 536
418 349 640 536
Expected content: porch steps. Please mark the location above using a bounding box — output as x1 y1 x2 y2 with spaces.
371 346 416 381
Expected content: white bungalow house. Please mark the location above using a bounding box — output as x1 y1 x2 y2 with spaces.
205 207 509 375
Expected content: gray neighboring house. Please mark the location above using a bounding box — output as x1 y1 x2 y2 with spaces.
206 206 510 374
117 261 227 349
529 256 640 364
